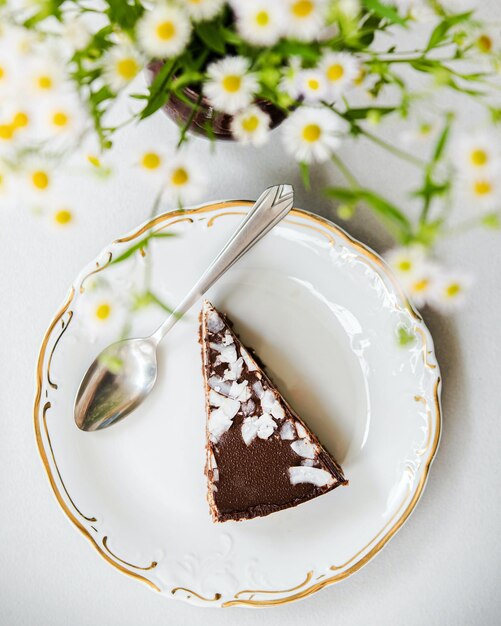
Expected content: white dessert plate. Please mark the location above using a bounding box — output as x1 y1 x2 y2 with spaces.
34 200 441 608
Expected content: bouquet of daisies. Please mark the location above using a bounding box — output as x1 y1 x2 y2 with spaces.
1 0 500 314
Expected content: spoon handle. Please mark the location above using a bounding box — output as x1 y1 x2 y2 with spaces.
150 184 294 344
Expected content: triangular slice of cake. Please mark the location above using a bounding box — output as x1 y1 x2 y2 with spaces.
200 301 348 523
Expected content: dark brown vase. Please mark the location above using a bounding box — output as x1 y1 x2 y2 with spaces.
148 60 288 140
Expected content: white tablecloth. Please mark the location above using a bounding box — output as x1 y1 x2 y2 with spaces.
1 2 500 623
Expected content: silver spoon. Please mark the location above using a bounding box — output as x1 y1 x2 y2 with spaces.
74 184 294 431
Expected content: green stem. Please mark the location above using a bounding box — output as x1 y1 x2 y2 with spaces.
323 102 427 168
330 152 359 188
360 128 427 168
177 92 203 148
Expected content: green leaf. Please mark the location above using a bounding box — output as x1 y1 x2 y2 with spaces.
23 0 65 27
140 59 177 120
432 114 453 163
195 21 226 54
274 40 321 62
170 72 204 92
425 11 472 51
343 106 396 121
103 0 144 31
362 0 407 26
111 232 176 265
325 187 413 239
144 290 180 316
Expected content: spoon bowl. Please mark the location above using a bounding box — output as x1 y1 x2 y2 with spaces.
74 338 157 431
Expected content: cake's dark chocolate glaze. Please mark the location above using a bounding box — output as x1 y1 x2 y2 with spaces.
200 301 348 523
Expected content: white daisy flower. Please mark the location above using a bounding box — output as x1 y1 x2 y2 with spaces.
43 95 88 141
139 150 164 172
474 28 500 55
80 285 127 340
384 244 436 306
233 1 285 46
59 16 92 51
281 106 345 163
204 56 259 114
29 56 65 96
400 117 438 146
51 206 75 228
0 50 17 97
296 69 328 102
164 151 207 206
0 98 44 149
462 173 501 212
0 100 32 146
318 52 360 99
135 149 167 186
405 273 436 308
24 159 54 194
452 132 501 175
231 105 271 146
102 44 143 92
0 22 39 57
136 4 192 58
429 271 473 312
182 0 225 22
283 0 327 42
280 56 303 100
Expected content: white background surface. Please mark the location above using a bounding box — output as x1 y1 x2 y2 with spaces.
1 2 501 623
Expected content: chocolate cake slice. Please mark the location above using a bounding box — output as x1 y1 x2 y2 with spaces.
200 301 348 523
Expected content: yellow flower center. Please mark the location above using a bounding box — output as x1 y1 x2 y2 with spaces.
327 63 344 81
419 123 432 136
0 173 3 187
54 209 73 225
171 167 189 186
256 10 269 26
95 303 111 321
222 74 241 93
37 75 53 90
473 179 492 196
477 34 492 53
302 123 321 143
53 111 69 127
12 111 29 128
116 58 139 80
292 0 313 18
307 78 320 90
0 66 5 80
397 260 412 272
470 148 488 166
32 170 49 190
141 152 161 170
87 154 101 167
0 124 14 140
445 283 461 298
242 115 259 132
412 278 429 293
156 21 176 41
